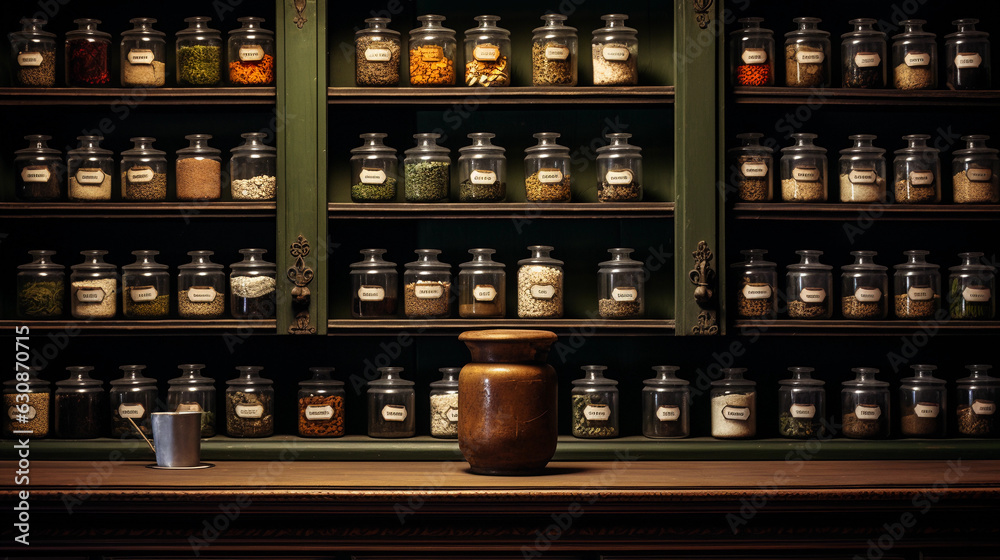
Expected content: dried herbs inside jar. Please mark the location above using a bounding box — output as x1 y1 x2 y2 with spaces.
957 403 996 436
778 412 823 438
178 44 222 85
785 44 825 87
526 170 571 202
404 161 449 201
571 394 618 438
298 395 345 437
842 409 886 438
17 281 64 318
226 390 273 437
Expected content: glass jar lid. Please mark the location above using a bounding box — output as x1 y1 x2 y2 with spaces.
10 18 56 42
788 250 831 271
368 366 413 387
710 368 755 388
729 132 773 154
517 245 564 267
177 16 221 39
459 133 505 157
405 249 450 271
123 250 168 272
351 249 397 271
593 14 637 37
111 365 156 387
404 133 449 156
779 366 825 387
534 14 577 35
430 367 460 389
843 250 886 272
841 18 885 40
572 365 618 387
525 133 569 156
66 18 110 41
784 17 827 39
730 248 775 269
122 18 165 39
228 17 273 38
730 17 772 38
958 364 999 386
945 19 989 40
121 137 165 157
781 133 826 154
895 134 938 156
459 248 505 270
71 250 115 272
643 365 689 387
232 132 277 156
168 364 213 386
177 134 221 158
3 367 49 391
901 364 945 386
409 15 455 39
596 133 642 155
598 247 642 270
839 134 885 157
953 135 998 157
300 367 343 389
351 133 395 156
56 366 102 388
178 250 223 272
15 135 60 157
465 15 510 39
230 248 275 272
892 19 934 41
357 17 400 39
842 367 889 388
68 135 112 157
894 250 938 272
18 250 62 272
226 365 272 386
949 252 996 274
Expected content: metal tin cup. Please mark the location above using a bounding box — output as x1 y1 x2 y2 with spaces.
151 411 203 467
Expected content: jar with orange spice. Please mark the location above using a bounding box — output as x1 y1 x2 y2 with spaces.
730 18 774 87
227 16 274 86
409 15 456 86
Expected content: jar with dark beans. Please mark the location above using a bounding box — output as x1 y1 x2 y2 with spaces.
55 366 106 439
14 135 63 201
841 19 887 88
945 19 991 90
642 366 690 439
351 249 398 318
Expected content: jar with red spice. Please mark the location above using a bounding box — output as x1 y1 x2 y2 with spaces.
65 18 111 87
730 17 774 87
228 17 275 86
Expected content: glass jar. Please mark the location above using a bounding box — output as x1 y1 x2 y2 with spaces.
731 17 774 86
230 248 277 319
225 366 274 437
120 137 167 201
17 250 65 319
571 365 619 439
70 250 118 319
786 249 832 319
298 367 345 438
121 18 166 87
228 17 275 86
841 250 888 320
728 133 773 202
841 18 887 88
408 15 456 86
176 17 223 86
464 15 510 87
596 133 642 202
350 133 398 202
784 17 829 88
948 252 996 320
167 364 216 437
55 366 105 439
458 133 506 202
3 368 50 439
592 14 638 86
642 365 690 439
517 245 564 318
952 135 999 204
429 367 460 439
458 248 505 318
532 14 577 86
842 367 890 439
65 19 111 86
351 249 398 318
9 18 56 87
945 19 991 90
710 368 756 439
14 135 63 202
893 250 940 320
176 134 222 201
956 364 998 437
899 364 946 438
524 132 572 202
732 249 777 319
367 367 415 438
67 135 113 202
403 249 452 319
109 364 157 438
598 248 644 319
122 250 169 319
780 133 827 202
892 20 936 90
894 134 941 204
778 367 825 439
230 132 277 200
403 133 450 202
839 134 887 203
356 17 401 86
178 250 226 319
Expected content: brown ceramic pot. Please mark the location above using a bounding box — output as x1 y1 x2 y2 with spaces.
457 329 559 475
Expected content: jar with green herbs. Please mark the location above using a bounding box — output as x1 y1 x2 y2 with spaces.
54 366 106 439
3 368 50 439
109 365 157 438
893 250 940 319
458 133 506 202
571 365 619 439
532 14 577 86
122 250 170 319
176 17 223 86
842 367 890 439
350 133 398 202
120 18 166 87
177 251 226 319
67 135 113 202
225 366 274 437
120 137 167 201
9 18 56 87
956 364 998 437
642 366 690 439
948 252 995 320
70 250 118 319
17 250 65 319
778 367 825 439
899 364 946 438
167 364 216 437
404 133 450 202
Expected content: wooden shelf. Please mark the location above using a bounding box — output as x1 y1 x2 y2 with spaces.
327 319 674 336
735 319 1000 336
328 86 675 106
0 201 276 219
733 87 1000 106
732 202 1000 221
329 202 674 219
0 319 276 334
0 87 276 106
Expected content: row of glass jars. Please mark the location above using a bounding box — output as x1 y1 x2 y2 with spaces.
351 131 643 203
355 13 637 87
733 249 996 320
8 16 274 87
351 246 646 320
15 248 277 320
732 17 991 90
729 132 999 204
13 133 277 202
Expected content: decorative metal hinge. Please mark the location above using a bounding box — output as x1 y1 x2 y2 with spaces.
694 0 713 29
689 240 719 335
287 234 316 334
292 0 307 29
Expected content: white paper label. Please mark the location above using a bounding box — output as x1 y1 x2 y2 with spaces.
904 52 930 67
907 286 934 301
21 166 50 183
76 287 106 303
305 405 333 420
130 286 158 302
127 168 154 183
741 162 768 177
796 50 824 64
792 167 820 182
538 169 564 183
909 170 934 186
800 288 827 303
474 285 497 302
656 405 680 421
855 404 881 420
855 52 881 68
239 45 265 62
967 168 993 181
76 169 105 185
358 286 385 302
962 286 991 303
118 403 145 419
473 44 500 61
849 169 878 184
612 287 638 302
360 168 387 185
175 402 203 413
742 284 772 300
445 407 459 423
127 49 154 65
956 53 983 69
583 404 611 421
381 404 407 422
602 46 630 61
914 403 940 418
415 284 444 299
722 406 750 421
364 46 392 62
741 48 767 64
187 286 218 302
235 404 264 419
605 170 633 185
530 284 556 299
790 404 816 419
545 45 569 60
470 170 497 184
854 287 882 302
972 400 996 416
17 52 43 67
8 405 36 421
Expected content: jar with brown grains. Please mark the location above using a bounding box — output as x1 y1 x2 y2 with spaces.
458 248 505 318
120 137 167 201
731 249 777 319
784 17 830 88
355 17 400 86
9 18 56 87
177 251 226 319
841 250 888 319
838 134 886 203
120 18 166 87
893 134 941 203
780 133 827 202
892 20 937 90
842 368 890 439
728 133 773 202
524 133 572 202
893 250 939 319
3 367 50 438
952 135 999 203
404 249 452 319
298 367 345 438
786 250 832 319
176 134 222 201
956 365 998 437
899 364 946 438
597 248 644 319
532 14 577 86
122 250 169 319
225 366 274 438
67 135 113 202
